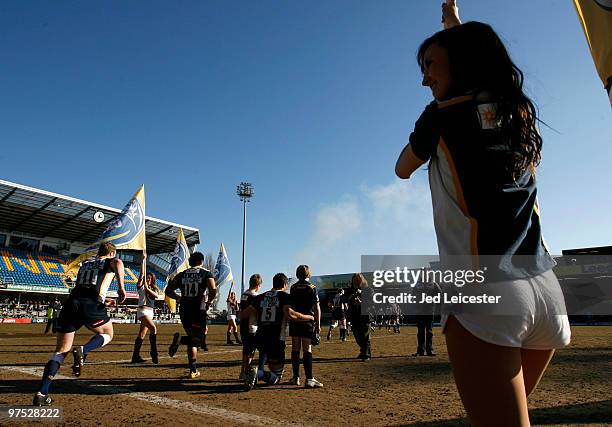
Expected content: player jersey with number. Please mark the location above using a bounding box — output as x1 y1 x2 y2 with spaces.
74 257 115 303
240 289 258 334
290 280 319 316
252 290 291 341
173 267 213 304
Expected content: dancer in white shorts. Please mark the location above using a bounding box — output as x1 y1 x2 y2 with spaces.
395 2 570 425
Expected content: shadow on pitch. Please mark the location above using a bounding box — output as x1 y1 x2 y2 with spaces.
397 399 612 426
161 360 242 369
0 377 244 396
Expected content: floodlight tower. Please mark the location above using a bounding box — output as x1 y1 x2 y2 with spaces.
236 182 254 294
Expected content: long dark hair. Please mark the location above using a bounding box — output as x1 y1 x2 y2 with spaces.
417 21 542 178
146 272 160 293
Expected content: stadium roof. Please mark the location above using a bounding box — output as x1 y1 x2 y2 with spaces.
0 179 200 254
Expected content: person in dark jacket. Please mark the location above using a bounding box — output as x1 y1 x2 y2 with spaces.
345 273 372 361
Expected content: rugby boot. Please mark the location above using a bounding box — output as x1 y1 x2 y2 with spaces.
33 392 53 406
131 355 146 363
305 378 324 388
244 367 257 391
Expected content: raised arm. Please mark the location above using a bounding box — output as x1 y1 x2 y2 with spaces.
145 285 159 300
442 0 461 29
137 253 147 288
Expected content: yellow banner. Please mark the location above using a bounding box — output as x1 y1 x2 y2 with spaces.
574 0 612 101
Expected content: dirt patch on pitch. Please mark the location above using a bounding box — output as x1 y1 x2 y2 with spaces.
1 324 610 426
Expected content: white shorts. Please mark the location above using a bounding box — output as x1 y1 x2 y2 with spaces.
441 269 571 349
227 314 237 321
137 307 154 320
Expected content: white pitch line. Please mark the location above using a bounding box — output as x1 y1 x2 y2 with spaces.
0 365 301 427
90 348 243 365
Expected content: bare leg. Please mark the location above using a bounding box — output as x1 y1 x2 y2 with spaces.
444 316 531 427
138 322 148 339
55 332 76 354
140 316 157 337
521 348 555 397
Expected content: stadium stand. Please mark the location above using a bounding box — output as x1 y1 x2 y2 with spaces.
0 247 167 296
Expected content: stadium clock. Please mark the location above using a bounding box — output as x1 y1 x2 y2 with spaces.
93 211 105 223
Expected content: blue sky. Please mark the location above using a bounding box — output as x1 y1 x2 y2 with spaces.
1 1 610 298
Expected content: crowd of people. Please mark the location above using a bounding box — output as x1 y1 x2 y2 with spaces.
0 297 58 319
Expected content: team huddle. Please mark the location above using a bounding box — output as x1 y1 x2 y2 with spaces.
166 254 325 389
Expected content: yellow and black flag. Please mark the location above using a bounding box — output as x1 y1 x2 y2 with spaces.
65 185 147 278
574 0 612 106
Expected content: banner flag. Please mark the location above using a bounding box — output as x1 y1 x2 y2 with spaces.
65 185 146 279
214 243 234 289
165 228 190 313
211 243 233 310
167 228 190 280
574 0 612 106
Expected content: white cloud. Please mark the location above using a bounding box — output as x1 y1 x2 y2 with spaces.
295 178 437 276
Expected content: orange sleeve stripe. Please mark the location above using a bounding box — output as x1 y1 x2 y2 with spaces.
437 95 473 110
438 138 480 263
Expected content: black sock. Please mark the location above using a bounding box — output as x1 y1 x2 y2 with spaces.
291 350 300 378
132 337 143 358
234 332 241 342
227 332 232 342
187 346 197 372
201 334 207 349
303 351 313 380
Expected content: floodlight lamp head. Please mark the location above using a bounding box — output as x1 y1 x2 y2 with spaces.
236 182 254 202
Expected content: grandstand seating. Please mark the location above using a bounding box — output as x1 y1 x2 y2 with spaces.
0 248 167 295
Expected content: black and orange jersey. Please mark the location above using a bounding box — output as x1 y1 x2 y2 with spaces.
74 257 115 303
290 280 319 315
408 94 555 280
